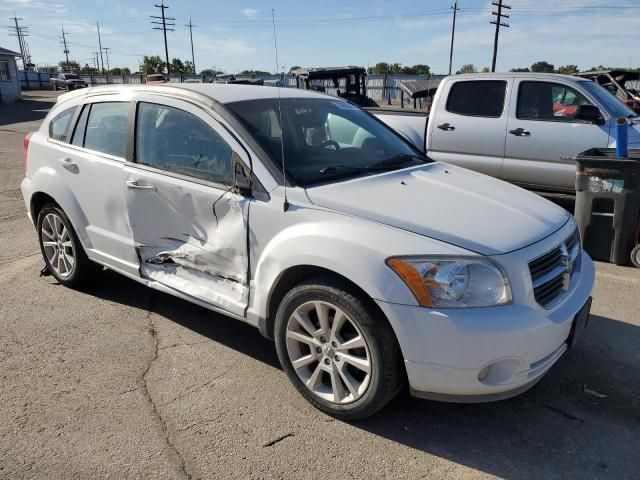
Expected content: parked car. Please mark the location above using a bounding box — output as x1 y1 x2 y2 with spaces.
21 84 594 419
50 73 87 91
145 74 168 84
575 70 640 113
373 72 640 193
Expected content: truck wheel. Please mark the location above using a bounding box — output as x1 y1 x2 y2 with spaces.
36 204 102 287
274 276 404 420
631 244 640 268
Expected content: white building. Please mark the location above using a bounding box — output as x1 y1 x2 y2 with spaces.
0 47 22 104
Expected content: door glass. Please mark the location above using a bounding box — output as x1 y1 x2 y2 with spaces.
517 82 593 121
48 107 75 142
135 102 233 185
84 102 129 157
446 81 507 117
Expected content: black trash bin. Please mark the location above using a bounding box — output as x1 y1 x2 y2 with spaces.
574 148 640 266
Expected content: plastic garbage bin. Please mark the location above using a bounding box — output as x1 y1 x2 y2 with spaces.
574 148 640 266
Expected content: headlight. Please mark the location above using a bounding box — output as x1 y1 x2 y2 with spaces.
386 256 512 308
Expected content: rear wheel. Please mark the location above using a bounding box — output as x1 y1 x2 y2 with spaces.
274 277 403 420
631 244 640 268
37 204 101 287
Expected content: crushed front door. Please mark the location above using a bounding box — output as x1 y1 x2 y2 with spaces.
124 97 251 317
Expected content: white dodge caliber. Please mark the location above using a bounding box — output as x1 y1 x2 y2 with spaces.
21 84 594 419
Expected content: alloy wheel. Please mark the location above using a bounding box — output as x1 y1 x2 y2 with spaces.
41 213 75 278
285 300 371 404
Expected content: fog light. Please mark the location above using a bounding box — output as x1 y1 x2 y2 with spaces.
477 358 522 385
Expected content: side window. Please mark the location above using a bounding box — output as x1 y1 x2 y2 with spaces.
0 61 11 81
71 105 89 146
446 81 507 117
517 82 593 121
84 102 129 157
48 107 75 142
135 102 233 185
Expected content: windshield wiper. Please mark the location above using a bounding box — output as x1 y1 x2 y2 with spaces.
366 153 426 171
319 165 366 175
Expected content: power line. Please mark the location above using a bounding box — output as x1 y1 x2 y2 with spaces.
185 15 196 73
490 0 511 72
448 1 459 76
151 1 175 74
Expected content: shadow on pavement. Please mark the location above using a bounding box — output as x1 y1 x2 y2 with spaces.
0 99 54 127
81 270 638 479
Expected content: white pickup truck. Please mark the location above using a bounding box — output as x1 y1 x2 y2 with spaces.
374 72 640 193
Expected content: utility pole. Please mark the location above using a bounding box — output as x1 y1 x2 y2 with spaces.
92 51 100 72
61 25 70 65
490 0 510 72
448 1 459 75
103 47 111 72
151 2 175 75
96 22 105 73
8 16 29 70
185 15 196 73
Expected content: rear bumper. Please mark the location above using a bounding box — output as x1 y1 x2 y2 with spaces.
375 251 595 401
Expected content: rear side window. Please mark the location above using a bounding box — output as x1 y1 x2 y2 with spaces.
48 107 75 142
71 105 89 146
84 102 129 158
446 80 507 117
135 102 233 185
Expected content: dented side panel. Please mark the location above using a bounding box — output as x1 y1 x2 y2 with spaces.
125 167 250 317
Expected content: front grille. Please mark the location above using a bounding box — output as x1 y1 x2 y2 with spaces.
529 228 581 309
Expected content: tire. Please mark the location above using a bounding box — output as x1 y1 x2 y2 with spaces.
274 276 404 420
36 204 102 287
631 244 640 269
52 83 57 91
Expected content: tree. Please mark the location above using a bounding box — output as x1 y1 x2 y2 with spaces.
480 66 490 73
411 64 430 75
81 63 97 74
239 69 270 75
59 60 80 72
368 62 391 74
199 68 223 76
456 64 477 74
588 65 607 72
531 61 555 73
510 67 530 72
142 55 165 74
557 64 579 75
170 58 186 74
184 61 195 74
289 65 301 73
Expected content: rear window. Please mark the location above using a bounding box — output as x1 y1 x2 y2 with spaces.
48 107 75 142
83 102 129 158
446 80 507 117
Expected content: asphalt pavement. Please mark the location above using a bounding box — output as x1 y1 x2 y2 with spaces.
0 92 638 479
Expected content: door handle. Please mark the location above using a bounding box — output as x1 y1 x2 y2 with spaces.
126 180 157 191
59 157 75 165
509 128 531 136
437 123 455 131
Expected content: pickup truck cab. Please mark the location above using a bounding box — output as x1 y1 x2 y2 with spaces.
50 73 87 91
21 84 594 419
375 73 640 193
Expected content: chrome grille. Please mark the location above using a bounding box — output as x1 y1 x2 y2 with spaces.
529 228 581 309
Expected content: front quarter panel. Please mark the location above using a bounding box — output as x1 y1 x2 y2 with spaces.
246 187 470 326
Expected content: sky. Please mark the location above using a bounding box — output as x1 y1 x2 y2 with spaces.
0 0 639 74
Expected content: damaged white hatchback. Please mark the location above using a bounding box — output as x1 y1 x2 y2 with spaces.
21 84 595 420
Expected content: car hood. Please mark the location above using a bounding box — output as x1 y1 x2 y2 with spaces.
305 162 570 255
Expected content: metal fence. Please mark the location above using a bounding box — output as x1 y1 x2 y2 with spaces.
18 71 446 104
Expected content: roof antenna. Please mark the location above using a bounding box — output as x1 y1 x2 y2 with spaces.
272 8 289 212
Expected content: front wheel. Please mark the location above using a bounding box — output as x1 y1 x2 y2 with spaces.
274 277 403 420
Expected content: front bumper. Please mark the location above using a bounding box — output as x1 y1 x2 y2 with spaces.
376 248 595 402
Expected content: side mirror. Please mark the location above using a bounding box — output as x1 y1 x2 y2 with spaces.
574 104 605 125
234 162 252 195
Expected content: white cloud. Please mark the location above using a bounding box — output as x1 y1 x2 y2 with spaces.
242 8 258 18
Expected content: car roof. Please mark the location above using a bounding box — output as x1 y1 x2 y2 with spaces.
57 83 336 106
451 72 589 82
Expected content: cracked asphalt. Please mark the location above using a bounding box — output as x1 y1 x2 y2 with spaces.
1 92 639 479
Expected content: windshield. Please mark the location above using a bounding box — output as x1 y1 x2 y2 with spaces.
226 97 427 186
65 74 80 79
579 80 637 118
